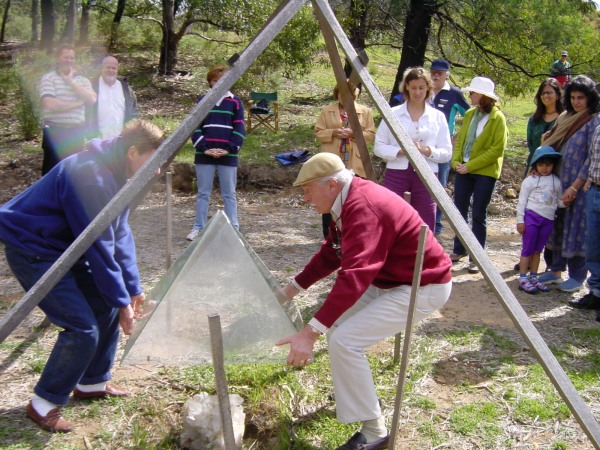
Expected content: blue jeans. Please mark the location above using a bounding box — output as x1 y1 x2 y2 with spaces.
435 162 451 234
194 164 239 230
452 172 497 257
586 185 600 296
4 246 120 405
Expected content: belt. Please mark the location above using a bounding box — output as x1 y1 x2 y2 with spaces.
592 181 600 189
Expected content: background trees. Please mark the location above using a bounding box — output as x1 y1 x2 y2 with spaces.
0 0 598 97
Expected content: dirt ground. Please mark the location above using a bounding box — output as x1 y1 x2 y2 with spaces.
0 169 598 448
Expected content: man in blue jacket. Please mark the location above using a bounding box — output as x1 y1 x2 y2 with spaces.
0 120 164 432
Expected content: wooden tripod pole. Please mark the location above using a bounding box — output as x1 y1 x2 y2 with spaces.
208 313 238 449
388 225 429 449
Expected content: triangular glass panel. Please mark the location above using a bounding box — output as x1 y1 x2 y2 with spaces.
121 210 303 366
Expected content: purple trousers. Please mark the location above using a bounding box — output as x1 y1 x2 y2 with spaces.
382 167 436 229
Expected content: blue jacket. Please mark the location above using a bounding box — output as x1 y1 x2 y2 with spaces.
430 84 469 135
0 138 141 308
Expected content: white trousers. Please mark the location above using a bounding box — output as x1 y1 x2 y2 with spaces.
327 281 452 423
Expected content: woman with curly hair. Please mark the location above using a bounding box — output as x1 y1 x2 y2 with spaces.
539 75 600 293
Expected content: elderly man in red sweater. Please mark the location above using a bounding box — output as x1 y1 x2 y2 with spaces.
277 153 452 449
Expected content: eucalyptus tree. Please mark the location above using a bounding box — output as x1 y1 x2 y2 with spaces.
333 0 600 100
155 0 319 76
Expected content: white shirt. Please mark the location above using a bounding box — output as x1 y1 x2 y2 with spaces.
97 77 125 139
517 173 564 222
374 103 452 171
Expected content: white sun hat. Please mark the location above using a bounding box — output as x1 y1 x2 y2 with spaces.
461 76 499 101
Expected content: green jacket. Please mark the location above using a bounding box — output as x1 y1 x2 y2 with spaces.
452 106 507 179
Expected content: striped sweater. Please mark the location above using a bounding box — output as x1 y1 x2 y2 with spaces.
191 91 246 167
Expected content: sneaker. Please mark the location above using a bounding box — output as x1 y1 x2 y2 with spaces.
569 292 600 310
529 277 550 292
449 253 467 262
518 278 538 294
558 278 583 293
537 272 563 285
186 228 201 241
467 262 480 273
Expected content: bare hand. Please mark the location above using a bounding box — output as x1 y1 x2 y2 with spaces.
455 163 469 174
119 305 135 335
583 180 592 192
61 67 75 84
335 128 351 139
130 292 146 319
414 141 431 157
206 148 229 158
562 189 577 205
275 325 319 366
517 223 525 235
276 283 299 302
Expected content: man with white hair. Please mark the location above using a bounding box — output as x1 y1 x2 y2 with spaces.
88 55 139 139
276 153 453 449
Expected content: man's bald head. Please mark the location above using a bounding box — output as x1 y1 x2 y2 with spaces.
101 56 119 86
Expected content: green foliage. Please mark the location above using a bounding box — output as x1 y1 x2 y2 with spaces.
14 74 41 141
433 0 600 96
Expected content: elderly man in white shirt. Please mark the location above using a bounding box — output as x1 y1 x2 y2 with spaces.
89 56 139 139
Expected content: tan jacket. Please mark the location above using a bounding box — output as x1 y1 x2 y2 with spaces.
314 103 376 178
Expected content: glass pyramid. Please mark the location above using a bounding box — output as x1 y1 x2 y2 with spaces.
121 210 303 366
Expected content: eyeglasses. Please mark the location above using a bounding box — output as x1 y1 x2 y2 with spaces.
541 91 556 96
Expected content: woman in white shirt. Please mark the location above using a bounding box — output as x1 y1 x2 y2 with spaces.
374 67 452 229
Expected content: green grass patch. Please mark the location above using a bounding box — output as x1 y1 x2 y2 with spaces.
417 419 447 447
449 402 502 439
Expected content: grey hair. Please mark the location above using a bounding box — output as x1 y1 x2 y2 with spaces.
316 168 354 186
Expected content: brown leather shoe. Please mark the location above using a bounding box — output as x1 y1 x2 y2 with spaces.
73 382 129 399
26 402 73 433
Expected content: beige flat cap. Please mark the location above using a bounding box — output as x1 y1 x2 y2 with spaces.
293 153 345 186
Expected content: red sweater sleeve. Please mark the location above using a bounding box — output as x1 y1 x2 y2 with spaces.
295 178 451 329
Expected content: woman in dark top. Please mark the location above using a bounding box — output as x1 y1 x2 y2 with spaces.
524 78 564 177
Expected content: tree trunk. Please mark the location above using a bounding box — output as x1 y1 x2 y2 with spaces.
60 0 75 43
389 0 437 103
78 0 91 45
158 0 177 75
40 0 54 51
343 0 368 78
1 0 11 43
31 0 39 42
109 0 126 50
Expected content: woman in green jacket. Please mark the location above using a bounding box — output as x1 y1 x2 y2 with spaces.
450 77 508 273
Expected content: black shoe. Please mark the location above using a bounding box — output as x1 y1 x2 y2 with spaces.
335 432 389 450
569 292 600 310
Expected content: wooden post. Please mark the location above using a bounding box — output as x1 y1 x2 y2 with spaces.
165 171 173 270
208 313 238 450
389 225 428 450
314 5 375 181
